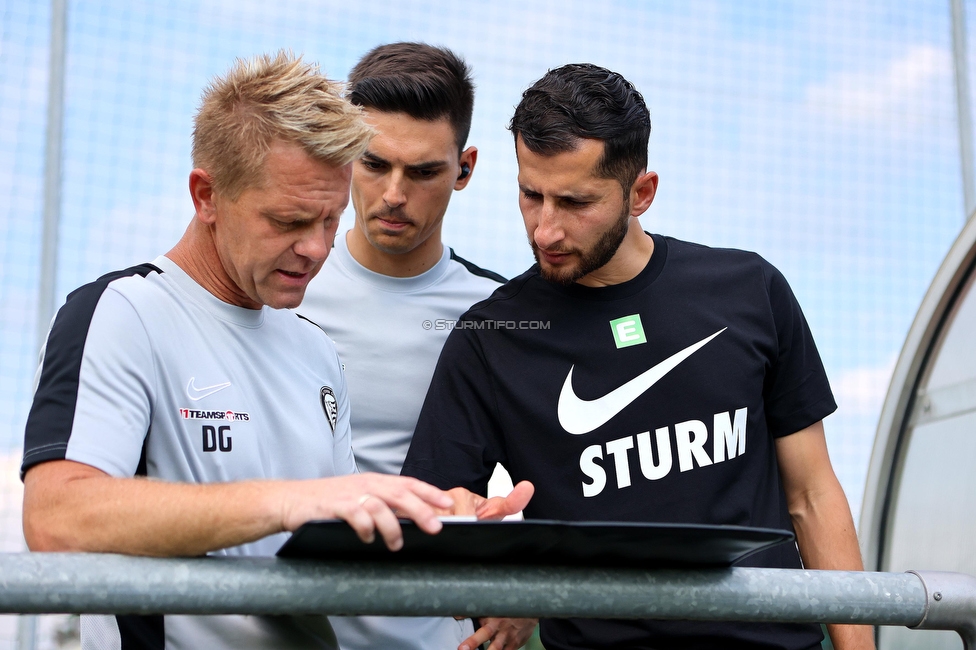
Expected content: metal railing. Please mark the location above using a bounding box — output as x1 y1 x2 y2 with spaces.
1 554 975 648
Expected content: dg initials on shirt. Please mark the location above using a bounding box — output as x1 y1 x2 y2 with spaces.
202 425 232 452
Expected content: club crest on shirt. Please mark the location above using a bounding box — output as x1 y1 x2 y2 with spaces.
320 386 338 432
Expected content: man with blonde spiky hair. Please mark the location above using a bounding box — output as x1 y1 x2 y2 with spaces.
19 51 530 650
191 52 374 206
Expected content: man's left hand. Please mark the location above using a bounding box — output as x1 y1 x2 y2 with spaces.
459 617 537 650
444 481 536 649
445 480 534 519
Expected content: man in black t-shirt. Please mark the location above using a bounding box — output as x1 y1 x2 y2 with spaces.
403 64 873 650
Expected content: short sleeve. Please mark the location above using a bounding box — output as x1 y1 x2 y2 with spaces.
762 263 837 436
401 326 506 495
23 287 155 478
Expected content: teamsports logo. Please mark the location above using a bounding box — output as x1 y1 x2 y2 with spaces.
320 386 338 432
179 408 249 422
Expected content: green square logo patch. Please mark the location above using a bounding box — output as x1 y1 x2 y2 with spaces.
610 314 647 349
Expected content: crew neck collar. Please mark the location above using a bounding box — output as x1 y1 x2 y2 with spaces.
332 230 451 293
547 232 668 301
155 255 266 328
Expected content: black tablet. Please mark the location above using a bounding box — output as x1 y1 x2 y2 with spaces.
276 518 793 568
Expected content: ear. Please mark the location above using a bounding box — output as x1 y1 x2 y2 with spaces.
454 146 478 190
189 169 218 224
629 170 658 217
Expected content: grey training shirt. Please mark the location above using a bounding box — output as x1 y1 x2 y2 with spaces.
300 232 503 650
24 255 355 649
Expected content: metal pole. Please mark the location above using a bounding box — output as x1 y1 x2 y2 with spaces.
22 3 69 646
7 555 976 645
951 0 976 221
10 554 976 647
910 571 976 650
0 554 928 623
36 0 68 352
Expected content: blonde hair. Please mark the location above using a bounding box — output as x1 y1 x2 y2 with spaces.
192 51 373 200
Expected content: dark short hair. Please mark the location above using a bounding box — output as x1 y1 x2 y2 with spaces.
348 42 474 153
509 63 650 192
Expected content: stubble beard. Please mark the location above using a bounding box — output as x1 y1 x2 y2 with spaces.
533 204 631 286
365 206 416 255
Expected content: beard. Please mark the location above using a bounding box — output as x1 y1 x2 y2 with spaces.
532 204 631 286
363 206 417 254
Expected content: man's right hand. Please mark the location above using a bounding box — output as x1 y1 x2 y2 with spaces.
24 460 453 557
277 473 454 551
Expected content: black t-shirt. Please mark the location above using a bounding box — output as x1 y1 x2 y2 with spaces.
403 234 834 650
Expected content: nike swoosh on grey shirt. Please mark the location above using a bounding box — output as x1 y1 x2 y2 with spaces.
557 328 726 435
186 378 232 401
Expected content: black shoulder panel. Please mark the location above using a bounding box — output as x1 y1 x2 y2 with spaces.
21 263 161 478
296 312 327 333
449 249 507 283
